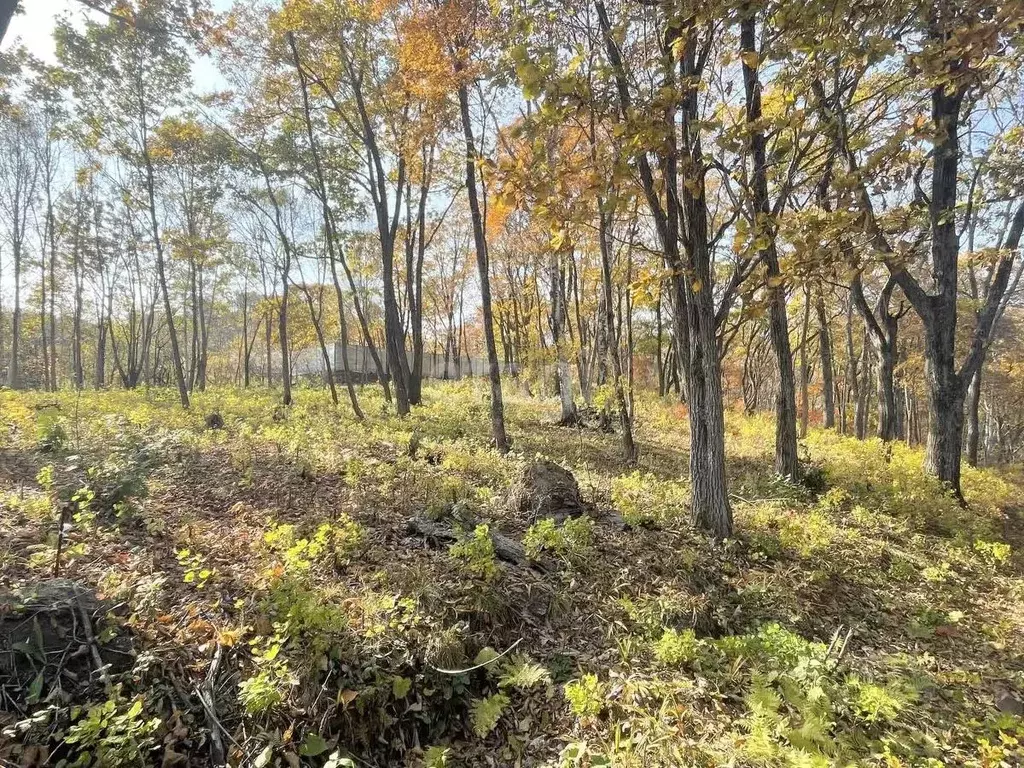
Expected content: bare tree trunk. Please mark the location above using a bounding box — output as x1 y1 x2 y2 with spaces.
297 280 338 405
72 224 84 390
598 202 637 464
138 78 189 408
286 32 366 418
799 286 811 438
740 10 800 476
966 366 983 466
550 249 577 425
459 78 508 453
9 239 22 389
279 273 292 406
816 295 835 429
265 302 273 387
855 328 870 440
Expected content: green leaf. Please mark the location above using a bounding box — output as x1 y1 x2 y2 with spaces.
392 676 412 699
27 672 44 703
473 647 500 666
470 693 510 738
300 733 330 757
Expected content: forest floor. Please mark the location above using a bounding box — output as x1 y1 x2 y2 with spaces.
0 381 1022 768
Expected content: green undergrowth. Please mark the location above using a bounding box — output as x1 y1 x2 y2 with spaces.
0 383 1021 767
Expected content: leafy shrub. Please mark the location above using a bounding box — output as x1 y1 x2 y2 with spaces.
618 588 707 639
36 413 68 453
423 745 451 767
815 486 850 514
449 524 500 581
64 697 160 767
264 516 366 571
524 516 595 564
497 654 551 690
238 668 287 715
742 504 845 559
715 623 828 670
470 693 510 737
653 628 702 667
846 677 911 724
611 471 688 527
974 539 1011 568
565 674 606 718
175 549 216 589
238 642 294 716
83 451 150 519
805 431 1012 538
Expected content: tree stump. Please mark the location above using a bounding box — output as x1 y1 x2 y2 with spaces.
0 580 133 705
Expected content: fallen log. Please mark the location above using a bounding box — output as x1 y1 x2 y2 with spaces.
406 516 552 572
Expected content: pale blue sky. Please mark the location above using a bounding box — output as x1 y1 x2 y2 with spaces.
3 0 234 91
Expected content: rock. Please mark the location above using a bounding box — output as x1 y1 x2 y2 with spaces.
996 690 1024 715
507 459 585 522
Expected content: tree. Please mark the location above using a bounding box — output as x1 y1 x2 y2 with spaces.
829 0 1024 494
592 0 732 537
0 100 41 389
56 0 200 408
738 5 800 477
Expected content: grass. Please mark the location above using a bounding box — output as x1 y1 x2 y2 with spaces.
0 380 1021 767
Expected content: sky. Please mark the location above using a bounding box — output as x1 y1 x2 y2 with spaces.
2 0 234 90
4 0 68 63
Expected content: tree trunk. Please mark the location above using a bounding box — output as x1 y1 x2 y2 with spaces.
855 329 870 440
922 320 963 491
72 227 84 390
550 249 577 425
741 12 800 476
265 300 274 387
279 276 292 407
596 0 728 536
298 282 338 406
9 239 21 389
40 235 49 391
816 296 835 429
459 78 508 453
966 365 983 466
139 78 189 409
799 286 811 438
286 32 365 418
877 342 898 442
598 203 637 464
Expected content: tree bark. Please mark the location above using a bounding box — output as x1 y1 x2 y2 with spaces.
139 78 189 409
798 286 811 438
598 202 637 464
287 32 365 418
458 78 508 453
741 10 800 477
596 0 730 536
550 249 577 425
816 295 835 429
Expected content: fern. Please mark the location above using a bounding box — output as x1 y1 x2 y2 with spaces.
498 654 551 690
470 693 509 738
